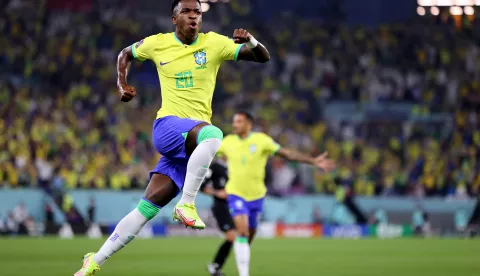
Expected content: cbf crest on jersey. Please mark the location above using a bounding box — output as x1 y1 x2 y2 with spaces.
194 49 207 69
249 144 257 153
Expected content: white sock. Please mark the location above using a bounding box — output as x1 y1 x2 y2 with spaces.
234 236 250 276
178 138 222 205
93 208 148 266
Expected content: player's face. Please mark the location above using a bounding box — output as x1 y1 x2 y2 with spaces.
173 0 202 39
232 114 252 136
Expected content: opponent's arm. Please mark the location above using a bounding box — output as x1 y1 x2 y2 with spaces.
116 46 137 102
214 189 227 199
199 167 214 195
201 185 215 195
201 186 227 199
234 29 270 63
200 172 227 200
276 148 336 172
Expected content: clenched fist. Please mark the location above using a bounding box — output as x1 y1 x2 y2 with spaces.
233 28 251 44
118 84 137 102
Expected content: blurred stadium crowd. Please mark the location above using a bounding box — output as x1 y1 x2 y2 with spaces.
1 0 480 200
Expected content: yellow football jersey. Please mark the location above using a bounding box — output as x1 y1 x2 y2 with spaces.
132 32 243 123
218 132 280 201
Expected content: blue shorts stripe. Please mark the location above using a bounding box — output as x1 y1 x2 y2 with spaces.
141 197 162 209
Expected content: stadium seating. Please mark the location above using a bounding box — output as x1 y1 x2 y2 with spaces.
1 1 479 199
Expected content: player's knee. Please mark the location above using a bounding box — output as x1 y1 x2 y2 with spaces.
197 125 223 144
143 174 178 208
225 230 236 242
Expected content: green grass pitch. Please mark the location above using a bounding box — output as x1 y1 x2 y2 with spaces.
0 237 478 275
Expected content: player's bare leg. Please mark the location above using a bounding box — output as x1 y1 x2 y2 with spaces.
73 174 178 275
208 229 236 276
248 228 256 244
173 123 223 229
233 215 251 276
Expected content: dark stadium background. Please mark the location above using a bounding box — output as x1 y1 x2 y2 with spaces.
0 0 479 275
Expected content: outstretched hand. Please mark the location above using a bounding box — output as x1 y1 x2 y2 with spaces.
312 152 336 172
119 84 137 102
233 28 251 44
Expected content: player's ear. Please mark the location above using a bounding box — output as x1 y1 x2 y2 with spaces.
172 15 177 25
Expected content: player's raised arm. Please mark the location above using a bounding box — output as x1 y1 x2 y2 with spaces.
233 29 270 63
116 45 137 102
276 148 336 172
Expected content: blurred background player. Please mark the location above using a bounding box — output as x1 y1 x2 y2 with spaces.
73 0 270 275
200 158 233 276
218 111 336 276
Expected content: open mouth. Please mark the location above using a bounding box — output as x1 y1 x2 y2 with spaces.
189 22 198 29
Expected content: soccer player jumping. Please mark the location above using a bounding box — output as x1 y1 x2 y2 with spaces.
73 0 270 275
218 111 336 276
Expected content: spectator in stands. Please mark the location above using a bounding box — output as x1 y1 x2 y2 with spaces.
312 206 324 224
455 208 469 234
24 215 37 236
270 157 297 196
66 207 85 228
0 0 479 200
422 212 433 237
45 202 55 226
371 208 388 226
412 205 433 237
12 202 29 235
5 211 18 235
0 213 5 235
87 197 96 225
412 206 425 235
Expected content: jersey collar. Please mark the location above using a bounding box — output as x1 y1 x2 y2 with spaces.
236 133 252 141
174 32 199 46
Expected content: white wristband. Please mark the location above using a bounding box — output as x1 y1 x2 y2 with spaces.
246 36 258 49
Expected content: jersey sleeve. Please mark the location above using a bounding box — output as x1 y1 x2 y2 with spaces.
211 32 243 62
261 134 281 156
131 35 158 61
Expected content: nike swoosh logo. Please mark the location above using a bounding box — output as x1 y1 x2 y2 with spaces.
81 257 90 268
160 61 170 66
176 208 196 226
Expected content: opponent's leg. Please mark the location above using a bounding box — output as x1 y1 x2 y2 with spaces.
233 214 251 276
208 230 235 276
74 174 177 276
174 124 223 228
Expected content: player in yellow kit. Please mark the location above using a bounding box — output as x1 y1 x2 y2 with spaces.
218 111 336 276
74 0 270 275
